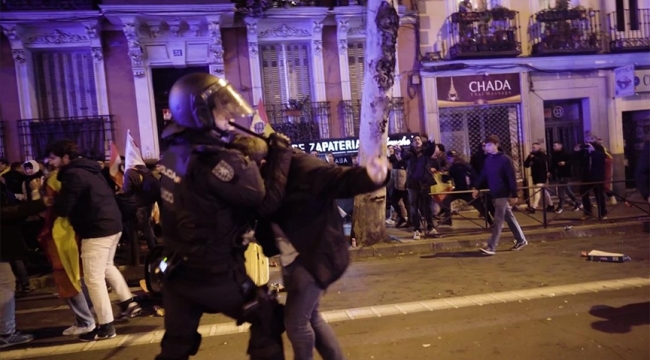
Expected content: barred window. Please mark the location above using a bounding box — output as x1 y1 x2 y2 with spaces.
439 104 523 179
260 43 312 105
32 50 99 118
347 41 365 101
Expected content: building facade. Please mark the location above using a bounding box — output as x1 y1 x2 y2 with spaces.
417 0 650 190
0 0 420 162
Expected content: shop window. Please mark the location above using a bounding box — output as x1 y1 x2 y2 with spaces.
439 104 523 179
347 41 365 101
32 50 99 119
259 43 312 106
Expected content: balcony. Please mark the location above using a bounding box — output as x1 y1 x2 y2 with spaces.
18 115 114 160
447 7 522 60
1 0 100 11
235 0 364 16
608 9 650 53
338 97 406 137
263 102 331 142
530 7 601 56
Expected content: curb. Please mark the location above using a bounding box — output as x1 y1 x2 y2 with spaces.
28 220 648 291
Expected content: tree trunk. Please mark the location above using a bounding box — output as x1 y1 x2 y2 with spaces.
351 0 400 246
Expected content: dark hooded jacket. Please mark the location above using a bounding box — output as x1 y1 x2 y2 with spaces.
54 158 122 239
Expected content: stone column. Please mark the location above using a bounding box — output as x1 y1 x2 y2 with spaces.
1 24 38 120
311 19 329 138
121 17 158 159
245 18 263 104
84 20 110 115
207 18 225 77
336 17 352 101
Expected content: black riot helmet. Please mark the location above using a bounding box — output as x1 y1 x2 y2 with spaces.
167 73 254 132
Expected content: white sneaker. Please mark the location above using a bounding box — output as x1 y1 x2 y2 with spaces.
385 219 396 225
63 324 95 336
413 231 421 240
609 197 617 205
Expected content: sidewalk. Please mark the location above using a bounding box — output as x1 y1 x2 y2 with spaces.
26 202 649 291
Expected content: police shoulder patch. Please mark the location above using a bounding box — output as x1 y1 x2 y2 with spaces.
212 160 235 182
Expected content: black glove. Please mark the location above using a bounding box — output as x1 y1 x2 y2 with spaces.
267 133 291 150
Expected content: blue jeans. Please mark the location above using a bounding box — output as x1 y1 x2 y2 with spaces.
0 262 16 335
64 281 95 328
488 198 526 250
283 262 345 360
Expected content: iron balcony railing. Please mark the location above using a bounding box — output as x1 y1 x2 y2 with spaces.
447 8 522 60
338 97 407 137
261 102 331 142
608 8 650 53
17 115 114 161
530 8 602 56
235 0 369 16
0 0 100 11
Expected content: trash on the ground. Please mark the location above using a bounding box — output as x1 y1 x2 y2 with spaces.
546 318 552 321
422 344 431 347
580 250 631 263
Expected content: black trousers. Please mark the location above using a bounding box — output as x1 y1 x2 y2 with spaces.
580 183 607 218
390 189 410 222
156 264 284 360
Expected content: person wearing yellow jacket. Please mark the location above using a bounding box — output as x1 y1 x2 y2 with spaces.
38 169 95 336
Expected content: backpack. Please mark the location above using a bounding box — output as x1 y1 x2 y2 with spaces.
135 168 161 206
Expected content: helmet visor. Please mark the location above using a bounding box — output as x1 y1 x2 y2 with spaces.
202 80 254 121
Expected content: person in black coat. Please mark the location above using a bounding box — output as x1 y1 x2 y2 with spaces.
255 149 389 360
635 140 650 203
549 142 581 213
47 140 141 341
0 178 47 349
524 143 553 213
442 151 492 226
574 137 607 219
1 163 26 198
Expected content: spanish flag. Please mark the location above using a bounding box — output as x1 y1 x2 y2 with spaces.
249 99 275 136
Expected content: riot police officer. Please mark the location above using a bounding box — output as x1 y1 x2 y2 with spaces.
155 73 292 360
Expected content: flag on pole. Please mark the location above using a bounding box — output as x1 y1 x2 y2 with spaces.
249 99 275 137
125 130 145 170
108 141 124 189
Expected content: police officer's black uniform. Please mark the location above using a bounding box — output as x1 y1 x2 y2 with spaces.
155 73 291 360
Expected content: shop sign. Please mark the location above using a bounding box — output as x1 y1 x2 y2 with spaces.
436 73 521 108
615 64 635 98
634 68 650 93
291 133 418 155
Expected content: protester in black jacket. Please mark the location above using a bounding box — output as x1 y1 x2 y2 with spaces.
636 140 650 203
256 149 389 360
442 151 492 226
574 137 607 219
1 163 26 198
549 142 581 213
48 140 141 342
0 179 46 349
472 135 527 255
524 143 553 213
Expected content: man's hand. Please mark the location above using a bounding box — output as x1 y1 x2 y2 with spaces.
509 197 518 207
366 156 389 185
472 189 479 199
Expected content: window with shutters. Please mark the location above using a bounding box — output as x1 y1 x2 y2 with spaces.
347 41 365 101
260 43 312 106
32 50 99 119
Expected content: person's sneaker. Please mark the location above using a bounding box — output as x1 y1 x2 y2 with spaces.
0 332 34 349
395 219 407 228
573 204 583 212
554 207 564 214
525 207 536 214
115 299 142 321
545 205 555 212
413 231 421 240
63 324 95 336
609 196 617 205
17 282 32 294
602 216 608 220
511 241 528 251
426 228 438 236
479 248 496 255
79 323 116 342
385 219 396 225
